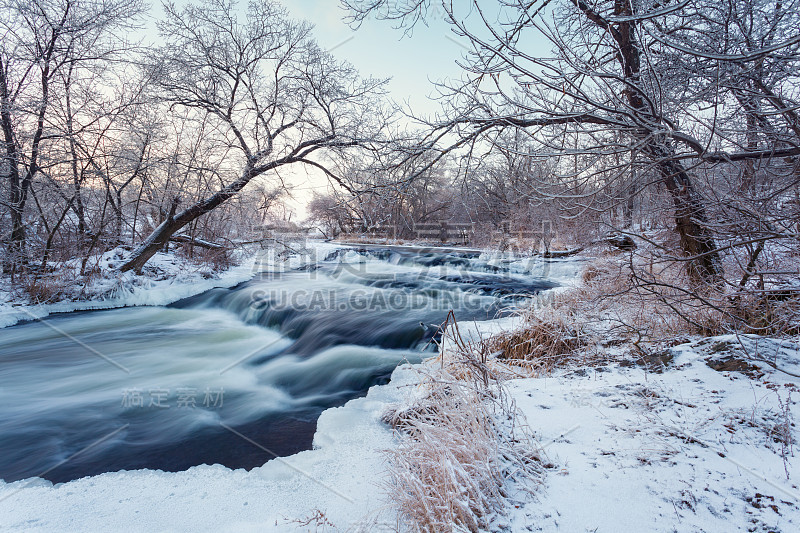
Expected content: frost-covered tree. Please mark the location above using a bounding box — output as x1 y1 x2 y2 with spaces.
342 0 800 286
119 0 391 272
0 0 145 273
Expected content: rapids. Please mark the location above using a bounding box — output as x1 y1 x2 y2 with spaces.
0 246 558 483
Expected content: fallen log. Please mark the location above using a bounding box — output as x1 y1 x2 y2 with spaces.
169 234 227 250
542 247 585 258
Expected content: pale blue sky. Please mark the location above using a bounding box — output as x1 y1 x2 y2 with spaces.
280 1 551 218
284 1 467 117
145 1 552 218
280 1 473 216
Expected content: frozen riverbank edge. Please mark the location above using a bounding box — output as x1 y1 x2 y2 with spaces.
0 361 427 531
0 250 264 330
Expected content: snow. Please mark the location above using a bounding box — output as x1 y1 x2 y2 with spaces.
503 337 799 530
478 252 590 288
0 253 252 329
437 313 799 531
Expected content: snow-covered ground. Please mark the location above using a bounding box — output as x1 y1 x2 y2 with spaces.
499 333 800 531
432 303 800 532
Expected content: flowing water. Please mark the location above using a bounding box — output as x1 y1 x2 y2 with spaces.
0 247 558 483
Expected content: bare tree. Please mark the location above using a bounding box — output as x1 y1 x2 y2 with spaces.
343 0 800 287
0 0 145 273
308 192 350 238
118 0 390 272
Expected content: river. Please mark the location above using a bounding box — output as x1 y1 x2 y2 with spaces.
0 246 558 483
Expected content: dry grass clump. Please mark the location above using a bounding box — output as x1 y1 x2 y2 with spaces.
382 315 545 532
383 381 513 532
580 251 634 292
18 272 71 304
472 278 611 377
477 253 717 369
492 249 799 374
477 253 717 371
485 314 589 376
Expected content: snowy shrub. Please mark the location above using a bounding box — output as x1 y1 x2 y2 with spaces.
485 315 589 375
383 314 545 532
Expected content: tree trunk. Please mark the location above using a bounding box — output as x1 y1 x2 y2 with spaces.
655 152 723 285
119 196 181 273
622 180 635 229
611 0 723 286
115 190 124 243
742 108 758 192
0 56 24 273
3 15 63 272
120 163 259 272
65 63 87 238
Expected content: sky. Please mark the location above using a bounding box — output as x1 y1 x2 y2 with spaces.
286 1 467 114
144 1 553 221
280 1 469 219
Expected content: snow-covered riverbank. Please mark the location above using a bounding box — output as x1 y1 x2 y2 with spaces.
0 241 355 329
505 335 800 532
0 250 259 329
5 244 795 532
459 321 800 532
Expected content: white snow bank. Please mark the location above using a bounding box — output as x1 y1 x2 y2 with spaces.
476 250 591 288
440 316 800 531
504 336 800 531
